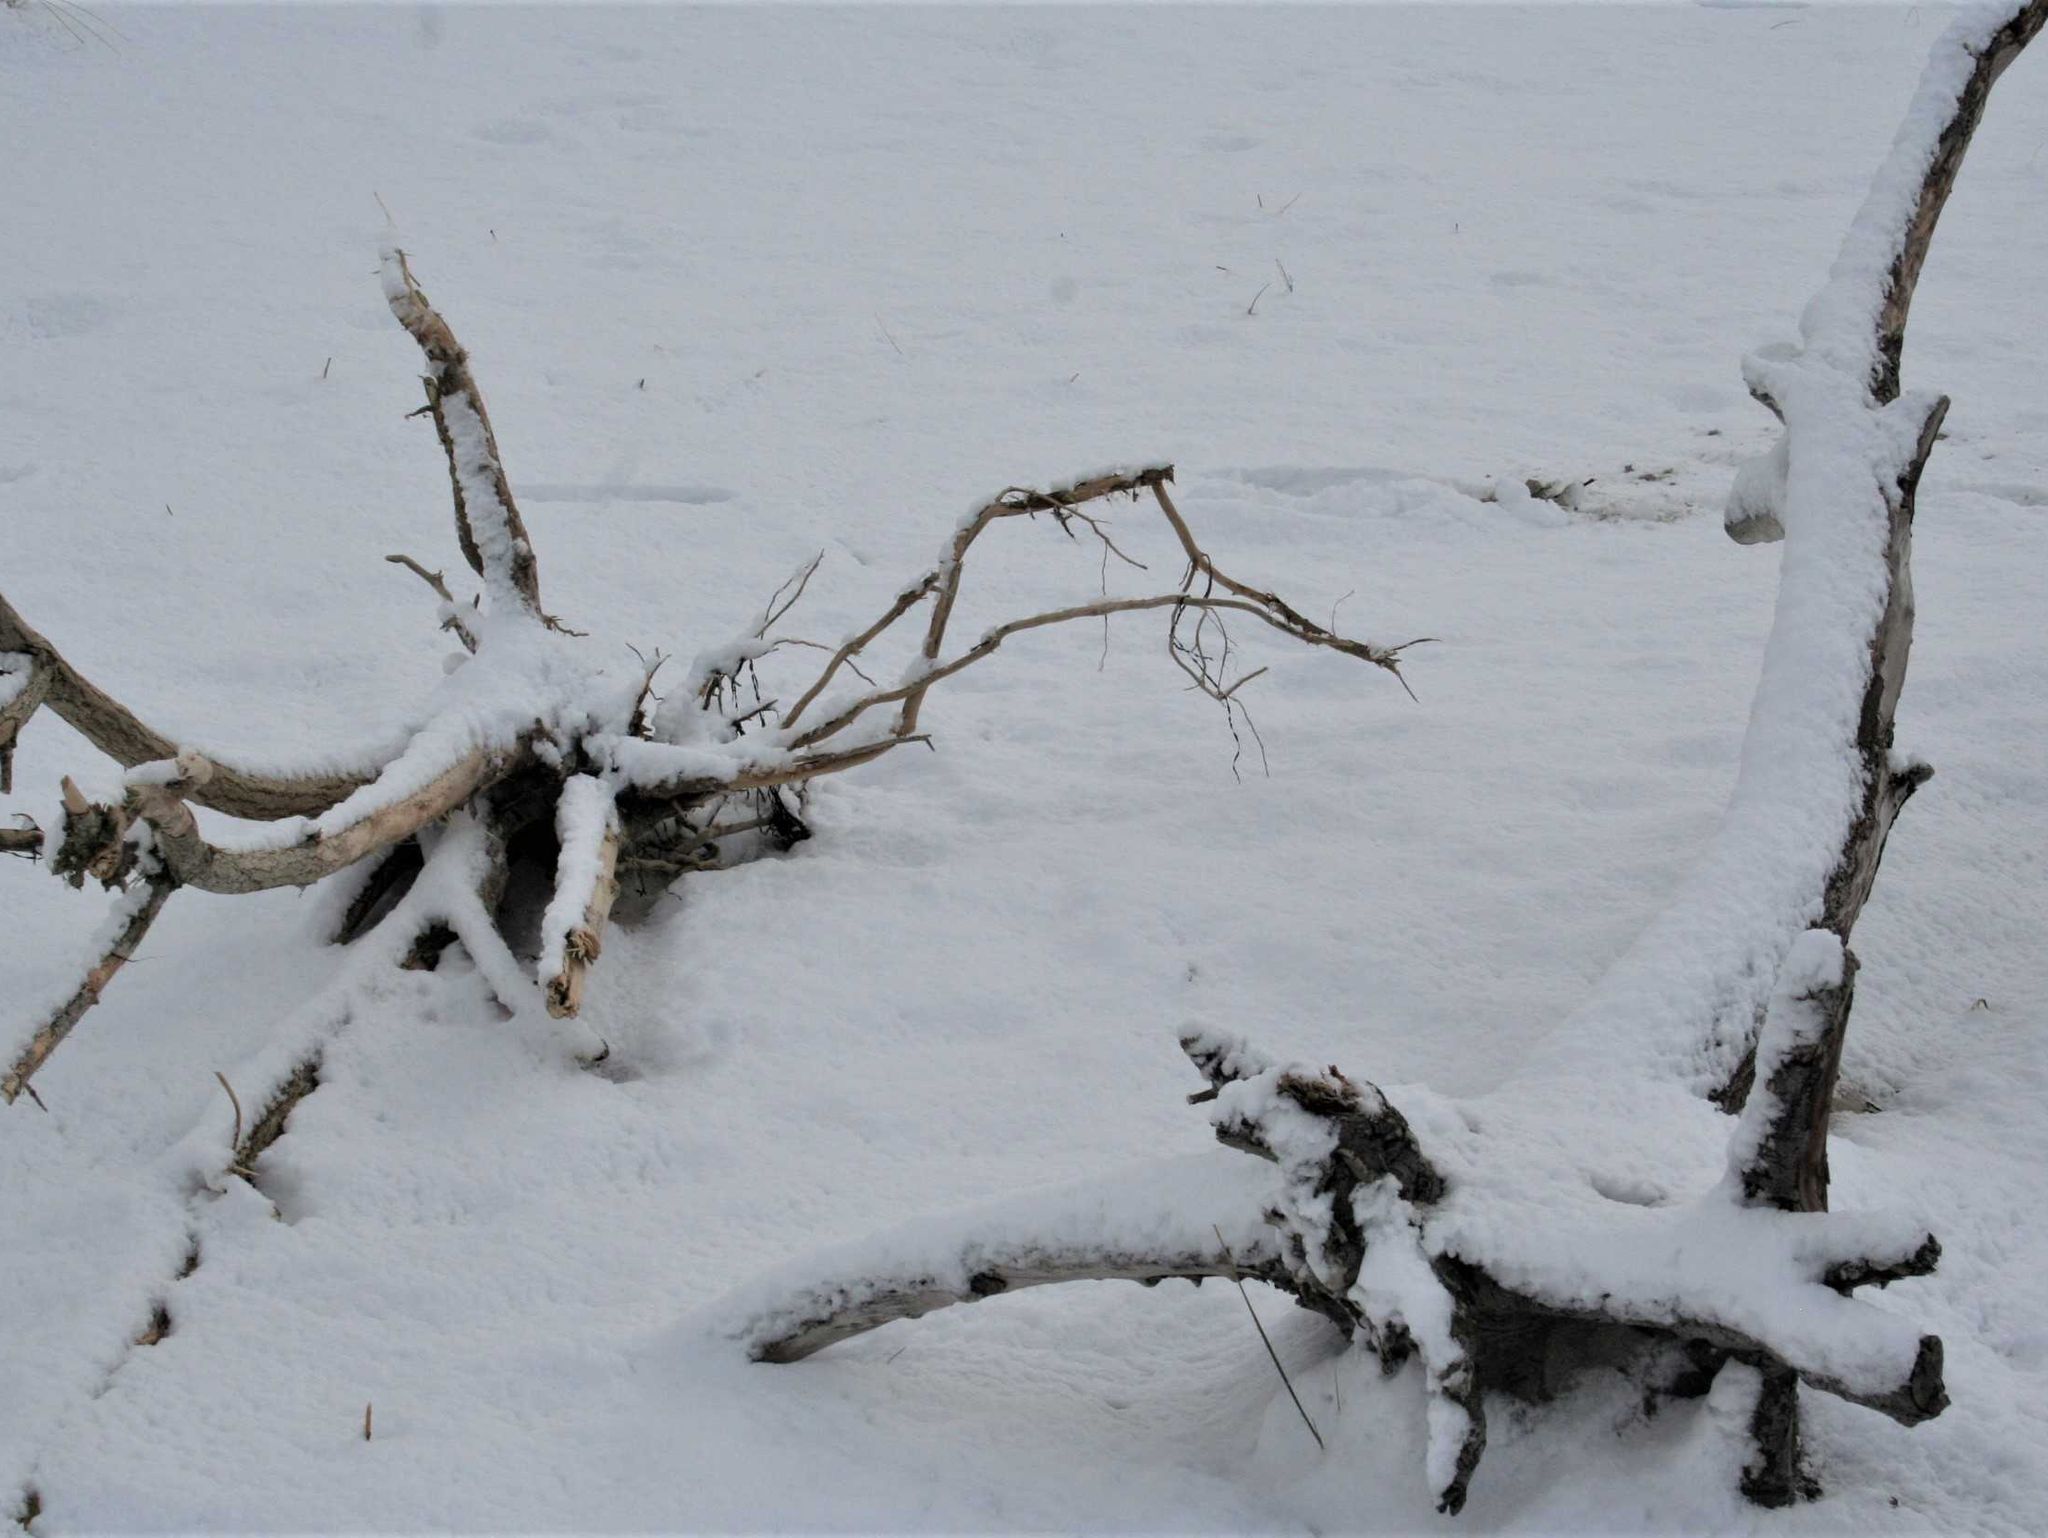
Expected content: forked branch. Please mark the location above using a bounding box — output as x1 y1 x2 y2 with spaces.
779 468 1419 754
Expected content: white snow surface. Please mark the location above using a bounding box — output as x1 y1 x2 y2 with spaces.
4 4 2048 1532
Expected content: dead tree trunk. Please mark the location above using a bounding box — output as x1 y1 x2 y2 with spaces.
734 3 2045 1512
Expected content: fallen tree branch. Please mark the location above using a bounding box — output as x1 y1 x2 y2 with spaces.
3 258 1413 1102
381 248 545 620
744 1021 1949 1513
2 854 177 1104
385 554 480 653
733 1155 1292 1363
112 745 513 896
0 591 375 821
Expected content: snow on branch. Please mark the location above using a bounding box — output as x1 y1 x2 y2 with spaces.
0 590 375 821
51 742 514 898
728 1154 1291 1364
1802 0 2048 405
743 1022 1951 1513
536 774 620 1019
1538 6 2048 1104
2 830 175 1105
1726 929 1855 1212
381 247 546 621
0 650 45 795
1727 0 2047 540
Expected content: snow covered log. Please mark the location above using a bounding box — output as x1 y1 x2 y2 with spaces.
729 1153 1294 1363
1706 0 2047 1106
0 254 1416 1106
742 1027 1946 1514
737 4 2045 1513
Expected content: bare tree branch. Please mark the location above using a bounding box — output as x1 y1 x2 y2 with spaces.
381 248 545 619
54 746 517 898
2 867 176 1104
1866 1 2048 403
385 554 480 653
0 591 374 821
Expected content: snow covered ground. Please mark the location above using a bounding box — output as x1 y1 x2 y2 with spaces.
3 3 2047 1531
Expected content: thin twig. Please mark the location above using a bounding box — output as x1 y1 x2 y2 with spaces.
1215 1226 1323 1450
213 1070 243 1152
385 554 479 652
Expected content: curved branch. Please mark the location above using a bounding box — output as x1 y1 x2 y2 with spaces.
751 1246 1288 1365
791 592 1413 751
1864 0 2048 403
385 554 480 653
62 745 518 896
894 467 1176 737
732 1155 1293 1364
1728 0 2047 541
0 591 374 821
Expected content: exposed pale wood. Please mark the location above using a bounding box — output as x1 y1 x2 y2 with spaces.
126 747 511 896
780 580 934 732
385 554 480 653
792 591 1413 753
1150 480 1413 680
894 467 1176 738
382 249 544 617
627 733 933 802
